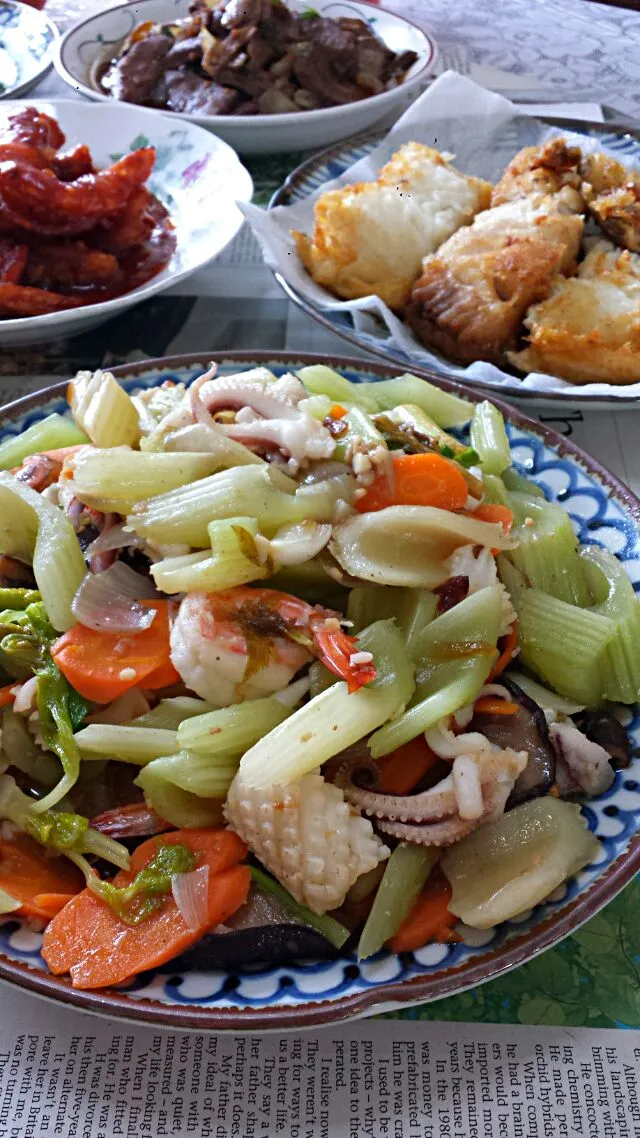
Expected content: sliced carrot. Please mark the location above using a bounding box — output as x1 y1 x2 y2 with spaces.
387 873 457 954
355 453 469 514
329 404 348 420
376 736 441 795
470 503 514 533
0 835 84 920
473 696 518 716
0 683 16 709
33 892 79 919
51 600 176 703
42 828 249 989
488 621 518 681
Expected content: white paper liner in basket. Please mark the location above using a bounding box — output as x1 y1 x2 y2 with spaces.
241 71 640 400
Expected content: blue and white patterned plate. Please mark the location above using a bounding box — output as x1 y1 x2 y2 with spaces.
0 0 57 100
0 352 638 1031
270 120 640 408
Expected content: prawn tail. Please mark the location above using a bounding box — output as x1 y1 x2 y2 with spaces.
312 624 377 693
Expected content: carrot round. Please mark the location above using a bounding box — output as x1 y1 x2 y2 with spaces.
376 736 441 796
51 600 179 703
488 621 518 681
32 892 80 919
355 453 469 514
387 873 457 954
470 503 514 532
42 828 249 989
0 835 84 920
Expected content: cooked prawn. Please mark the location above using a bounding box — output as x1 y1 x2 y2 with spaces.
169 586 376 707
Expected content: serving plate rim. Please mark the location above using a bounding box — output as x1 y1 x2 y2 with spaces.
0 348 638 1032
0 0 59 103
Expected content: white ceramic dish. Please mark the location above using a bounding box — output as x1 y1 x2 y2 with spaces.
55 0 437 155
0 99 253 347
0 0 57 100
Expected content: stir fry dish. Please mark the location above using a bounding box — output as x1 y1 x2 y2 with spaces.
99 0 419 117
0 364 634 988
0 108 175 319
296 138 640 384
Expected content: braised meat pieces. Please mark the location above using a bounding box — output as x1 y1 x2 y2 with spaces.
100 0 418 116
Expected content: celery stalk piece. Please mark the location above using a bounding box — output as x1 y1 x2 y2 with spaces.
369 657 493 757
470 401 511 475
0 473 86 631
357 844 439 960
129 465 352 547
411 584 504 670
496 554 526 605
135 765 224 828
177 696 290 755
139 752 239 798
400 590 439 662
237 619 414 788
0 414 88 471
296 367 472 428
308 660 337 698
581 544 640 702
250 866 350 949
508 492 589 607
128 697 214 729
347 586 409 632
152 516 271 593
74 725 178 764
69 448 226 512
516 587 614 705
70 369 140 448
442 799 600 929
482 474 511 508
296 366 379 412
369 375 472 429
346 587 437 660
502 468 545 497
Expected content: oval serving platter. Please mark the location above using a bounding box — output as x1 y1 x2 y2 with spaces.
0 0 57 100
0 351 638 1032
270 120 640 409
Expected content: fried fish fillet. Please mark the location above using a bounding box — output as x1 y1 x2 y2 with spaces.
580 152 640 253
509 240 640 385
293 142 491 311
491 139 583 208
405 194 584 366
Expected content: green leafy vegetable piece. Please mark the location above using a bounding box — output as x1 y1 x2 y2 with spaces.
87 842 197 925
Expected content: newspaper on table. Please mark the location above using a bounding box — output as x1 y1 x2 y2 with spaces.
241 70 640 401
0 983 638 1138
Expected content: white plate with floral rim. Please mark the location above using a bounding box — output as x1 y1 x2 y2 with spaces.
0 99 253 346
55 0 437 155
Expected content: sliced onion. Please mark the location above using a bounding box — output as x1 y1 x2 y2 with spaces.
301 461 351 486
274 676 310 708
269 521 332 567
85 522 143 558
71 562 159 634
12 676 37 715
172 865 210 930
0 887 21 915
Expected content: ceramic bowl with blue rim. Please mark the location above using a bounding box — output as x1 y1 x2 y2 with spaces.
55 0 437 156
0 351 638 1031
270 119 640 408
0 100 253 348
0 0 57 101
